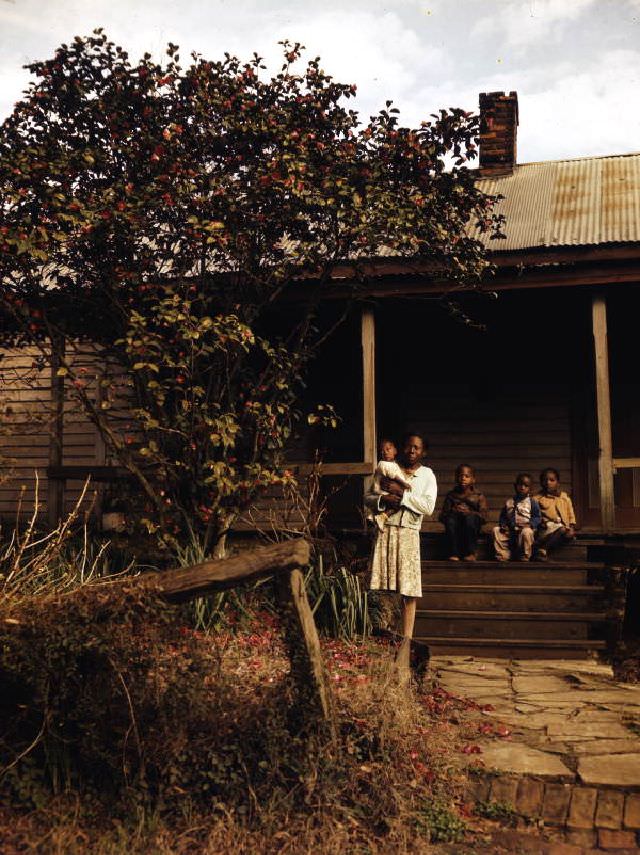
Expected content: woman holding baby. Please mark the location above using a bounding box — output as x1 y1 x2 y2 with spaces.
365 433 437 646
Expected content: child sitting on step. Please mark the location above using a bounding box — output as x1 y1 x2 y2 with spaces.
368 437 412 533
533 468 577 561
493 473 542 561
439 464 488 561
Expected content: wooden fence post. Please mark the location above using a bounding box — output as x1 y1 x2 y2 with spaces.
276 567 334 729
361 305 376 469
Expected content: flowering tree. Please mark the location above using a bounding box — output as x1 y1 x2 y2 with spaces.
0 31 502 554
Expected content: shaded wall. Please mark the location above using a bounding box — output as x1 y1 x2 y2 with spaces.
376 288 587 530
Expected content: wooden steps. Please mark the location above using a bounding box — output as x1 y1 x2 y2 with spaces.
417 558 612 659
422 560 601 586
419 610 606 640
419 532 603 563
415 638 608 660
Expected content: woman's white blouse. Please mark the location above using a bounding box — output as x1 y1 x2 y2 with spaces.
366 464 437 529
399 465 437 517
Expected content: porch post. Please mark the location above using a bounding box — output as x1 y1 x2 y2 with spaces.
48 336 65 528
592 295 615 532
361 306 376 470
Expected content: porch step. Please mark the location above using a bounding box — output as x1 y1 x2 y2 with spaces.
421 560 604 586
416 637 608 660
421 584 605 612
420 533 599 563
416 610 607 640
417 559 611 659
419 609 608 621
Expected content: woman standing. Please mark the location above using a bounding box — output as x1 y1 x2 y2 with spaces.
366 433 437 645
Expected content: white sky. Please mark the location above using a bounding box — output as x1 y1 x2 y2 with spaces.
1 0 639 163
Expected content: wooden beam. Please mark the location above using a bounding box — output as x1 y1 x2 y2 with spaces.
322 243 640 281
592 295 615 532
145 538 311 601
148 538 332 726
338 268 640 299
47 337 65 528
295 462 374 476
361 306 376 470
612 458 640 470
311 260 640 301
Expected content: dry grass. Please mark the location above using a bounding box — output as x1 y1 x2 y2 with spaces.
0 485 484 854
0 597 482 855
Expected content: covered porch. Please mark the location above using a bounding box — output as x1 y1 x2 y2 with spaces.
305 283 638 658
315 283 640 538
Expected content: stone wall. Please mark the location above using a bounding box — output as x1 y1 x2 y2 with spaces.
467 773 640 850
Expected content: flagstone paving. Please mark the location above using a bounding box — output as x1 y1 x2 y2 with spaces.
432 656 640 788
571 738 640 755
474 742 575 779
579 753 640 787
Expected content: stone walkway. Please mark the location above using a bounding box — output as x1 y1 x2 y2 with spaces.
433 656 640 787
433 656 640 851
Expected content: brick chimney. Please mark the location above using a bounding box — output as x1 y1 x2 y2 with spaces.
479 91 518 176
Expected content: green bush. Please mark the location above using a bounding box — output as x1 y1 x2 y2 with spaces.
0 584 272 809
475 798 517 822
306 558 371 641
416 800 467 843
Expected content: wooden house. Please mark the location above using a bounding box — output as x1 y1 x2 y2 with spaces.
288 91 640 657
1 90 638 657
296 92 640 537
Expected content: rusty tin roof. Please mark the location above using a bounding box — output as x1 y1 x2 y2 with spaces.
475 152 640 252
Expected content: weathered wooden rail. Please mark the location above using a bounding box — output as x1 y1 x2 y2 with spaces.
144 539 311 601
140 538 333 726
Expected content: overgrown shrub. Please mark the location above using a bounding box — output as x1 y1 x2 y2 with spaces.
306 560 371 640
0 488 468 852
0 584 467 851
0 585 297 812
1 584 178 801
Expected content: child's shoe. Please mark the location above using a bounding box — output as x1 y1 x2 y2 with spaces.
463 554 477 561
534 548 547 562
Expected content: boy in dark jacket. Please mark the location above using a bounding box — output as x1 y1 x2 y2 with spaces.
439 464 487 561
493 473 541 561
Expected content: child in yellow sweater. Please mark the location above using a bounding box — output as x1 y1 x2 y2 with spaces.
534 468 577 561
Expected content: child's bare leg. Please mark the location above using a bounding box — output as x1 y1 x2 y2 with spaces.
536 521 565 558
401 596 417 638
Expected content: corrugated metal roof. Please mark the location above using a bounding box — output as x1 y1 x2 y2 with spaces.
475 152 640 251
